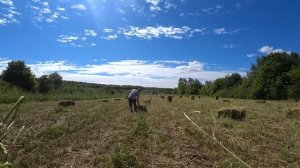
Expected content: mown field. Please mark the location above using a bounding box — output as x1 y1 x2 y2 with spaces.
1 96 299 167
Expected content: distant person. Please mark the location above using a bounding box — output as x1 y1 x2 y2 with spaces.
127 88 141 112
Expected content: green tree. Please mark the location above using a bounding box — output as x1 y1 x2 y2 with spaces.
288 66 300 99
1 60 37 91
38 75 51 94
250 52 299 99
177 78 187 95
49 72 63 90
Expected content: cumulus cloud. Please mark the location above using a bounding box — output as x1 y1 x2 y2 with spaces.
71 4 87 10
0 0 20 26
258 45 287 54
4 59 245 88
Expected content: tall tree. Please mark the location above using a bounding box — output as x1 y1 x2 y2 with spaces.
49 72 63 90
1 60 37 92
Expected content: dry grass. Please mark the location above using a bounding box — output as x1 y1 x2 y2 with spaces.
1 96 299 167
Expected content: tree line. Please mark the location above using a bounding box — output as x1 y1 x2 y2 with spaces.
0 60 62 94
177 52 300 100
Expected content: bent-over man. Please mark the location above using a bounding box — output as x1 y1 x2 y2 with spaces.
127 88 141 112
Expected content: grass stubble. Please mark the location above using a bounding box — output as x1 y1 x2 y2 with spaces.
0 96 298 167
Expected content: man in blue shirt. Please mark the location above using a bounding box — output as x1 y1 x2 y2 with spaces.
127 88 141 112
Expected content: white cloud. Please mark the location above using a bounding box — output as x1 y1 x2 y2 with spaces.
57 7 65 11
0 57 11 72
246 53 256 58
202 4 228 15
213 27 241 35
223 44 237 49
258 45 286 54
119 26 203 40
145 0 161 11
102 34 118 40
29 1 68 24
0 0 13 6
57 29 98 47
85 29 97 36
0 0 20 26
103 28 114 33
20 59 245 88
164 0 177 9
71 4 87 10
57 35 80 43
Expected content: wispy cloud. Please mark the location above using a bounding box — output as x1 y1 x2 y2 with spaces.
85 29 97 36
117 26 204 40
101 34 118 40
103 28 114 33
0 0 20 26
71 4 87 10
57 35 79 43
258 45 289 54
223 44 238 49
29 1 68 24
246 53 256 58
202 4 229 15
145 0 161 11
57 29 97 47
213 27 241 35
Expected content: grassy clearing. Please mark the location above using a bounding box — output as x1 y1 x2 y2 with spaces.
0 96 299 167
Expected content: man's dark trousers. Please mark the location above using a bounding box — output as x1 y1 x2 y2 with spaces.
128 98 137 112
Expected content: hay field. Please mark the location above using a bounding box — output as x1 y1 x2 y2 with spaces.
1 96 299 167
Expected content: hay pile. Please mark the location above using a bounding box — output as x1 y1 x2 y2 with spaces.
58 100 75 107
137 105 147 112
218 107 246 120
167 96 172 102
286 108 300 119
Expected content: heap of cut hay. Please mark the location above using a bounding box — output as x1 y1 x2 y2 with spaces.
167 96 172 102
286 108 300 119
218 107 246 120
58 100 75 107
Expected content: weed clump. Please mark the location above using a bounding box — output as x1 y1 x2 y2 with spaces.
191 96 195 100
222 99 230 103
111 146 138 168
102 99 109 102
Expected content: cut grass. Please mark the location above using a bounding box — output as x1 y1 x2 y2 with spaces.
1 96 299 167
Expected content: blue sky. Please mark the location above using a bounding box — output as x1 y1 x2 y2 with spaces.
0 0 300 88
